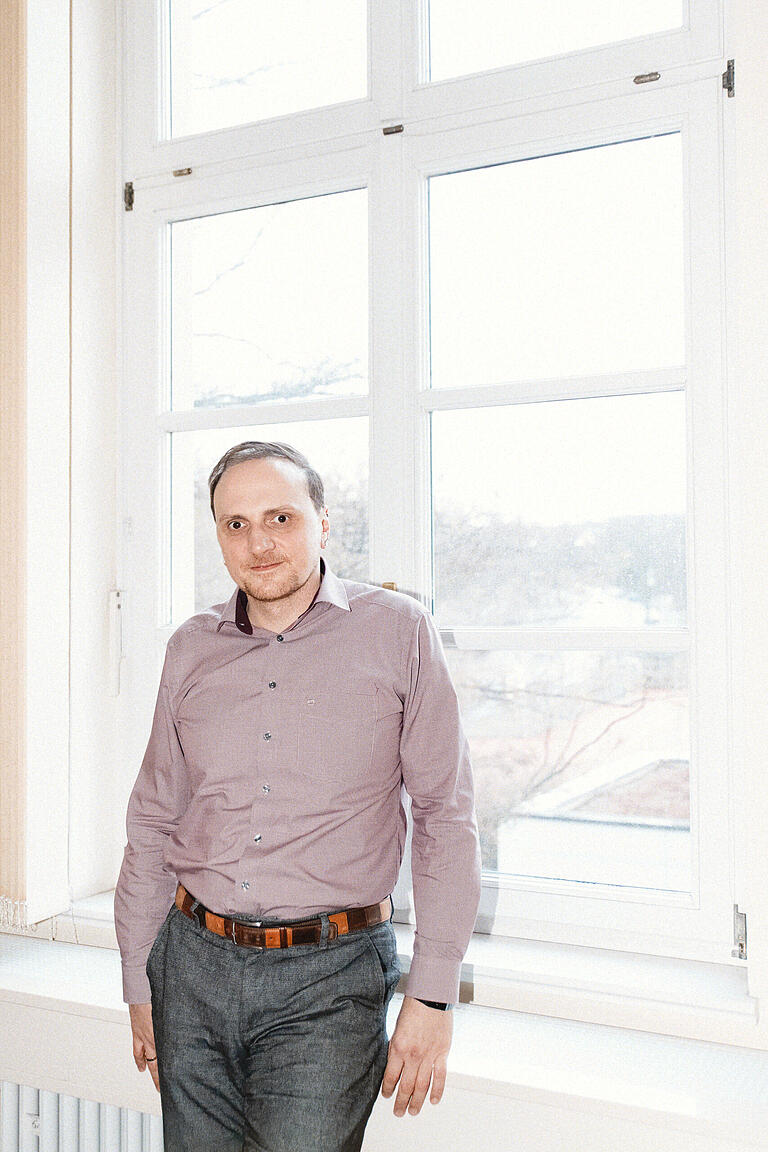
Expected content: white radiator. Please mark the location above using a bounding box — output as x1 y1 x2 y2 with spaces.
0 1083 162 1152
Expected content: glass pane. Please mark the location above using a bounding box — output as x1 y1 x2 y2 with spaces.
429 1 683 82
169 417 368 620
431 393 687 628
429 134 685 387
169 0 367 138
447 648 690 890
171 191 367 411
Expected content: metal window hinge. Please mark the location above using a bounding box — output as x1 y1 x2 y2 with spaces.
123 181 134 211
723 58 735 98
383 124 404 136
108 588 123 696
732 903 747 959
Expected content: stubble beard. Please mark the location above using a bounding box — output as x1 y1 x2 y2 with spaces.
239 560 316 604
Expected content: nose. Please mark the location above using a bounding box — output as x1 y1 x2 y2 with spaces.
247 526 277 555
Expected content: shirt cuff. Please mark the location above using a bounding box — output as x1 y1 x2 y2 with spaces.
122 965 152 1005
403 952 462 1005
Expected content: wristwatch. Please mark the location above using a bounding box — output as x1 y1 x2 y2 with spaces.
415 998 453 1011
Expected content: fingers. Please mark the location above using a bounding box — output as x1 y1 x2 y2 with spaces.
146 1057 161 1093
129 1003 159 1090
404 1062 433 1116
140 1047 161 1093
132 1035 160 1092
380 1046 403 1100
381 1052 442 1117
429 1059 447 1105
392 1061 419 1118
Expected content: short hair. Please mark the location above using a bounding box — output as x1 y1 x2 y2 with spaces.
208 441 325 520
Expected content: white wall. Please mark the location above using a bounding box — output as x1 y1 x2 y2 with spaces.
68 0 121 901
24 0 71 926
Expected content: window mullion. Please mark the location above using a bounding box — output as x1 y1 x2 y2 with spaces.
368 125 422 593
422 369 687 413
159 396 369 434
369 0 407 124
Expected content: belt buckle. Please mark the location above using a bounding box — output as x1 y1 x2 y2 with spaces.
231 916 262 946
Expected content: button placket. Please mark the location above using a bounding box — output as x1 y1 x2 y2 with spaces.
255 695 274 845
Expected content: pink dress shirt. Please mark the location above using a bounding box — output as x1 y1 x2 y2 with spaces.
114 563 481 1004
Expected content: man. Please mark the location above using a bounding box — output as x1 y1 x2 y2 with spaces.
115 440 481 1151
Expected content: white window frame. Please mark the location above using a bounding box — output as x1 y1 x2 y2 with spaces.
119 0 736 972
395 78 733 961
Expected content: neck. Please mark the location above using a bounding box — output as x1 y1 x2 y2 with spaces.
245 564 322 634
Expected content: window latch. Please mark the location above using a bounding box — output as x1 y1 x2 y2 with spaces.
722 59 735 98
732 903 747 959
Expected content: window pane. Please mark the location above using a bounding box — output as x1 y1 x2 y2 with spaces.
429 134 685 387
431 393 687 628
169 0 367 138
428 1 683 82
448 648 690 891
171 191 367 411
169 418 368 620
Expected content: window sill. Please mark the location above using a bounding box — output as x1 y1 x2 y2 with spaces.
393 923 763 1050
1 930 768 1145
8 890 763 1050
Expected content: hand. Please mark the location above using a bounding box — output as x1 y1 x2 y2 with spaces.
129 1002 160 1093
380 995 453 1117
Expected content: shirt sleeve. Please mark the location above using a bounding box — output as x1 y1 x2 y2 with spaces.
113 643 190 1004
398 610 482 1003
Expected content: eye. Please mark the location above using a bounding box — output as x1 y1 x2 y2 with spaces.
228 519 244 531
273 513 290 525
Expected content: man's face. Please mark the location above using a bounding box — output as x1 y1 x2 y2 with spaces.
213 457 329 604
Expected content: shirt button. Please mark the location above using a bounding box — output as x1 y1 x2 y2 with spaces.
253 834 262 843
241 880 250 889
276 634 284 642
262 784 270 794
268 680 277 689
263 732 271 741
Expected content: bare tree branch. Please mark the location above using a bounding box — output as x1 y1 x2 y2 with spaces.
192 227 267 296
520 694 649 803
192 64 285 90
192 0 239 21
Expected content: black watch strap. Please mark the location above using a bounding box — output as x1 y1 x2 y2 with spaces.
415 998 453 1011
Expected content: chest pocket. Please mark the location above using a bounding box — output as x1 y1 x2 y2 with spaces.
297 690 378 782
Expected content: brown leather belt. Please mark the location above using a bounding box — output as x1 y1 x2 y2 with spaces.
175 882 390 948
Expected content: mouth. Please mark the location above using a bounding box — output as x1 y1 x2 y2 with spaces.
249 561 282 572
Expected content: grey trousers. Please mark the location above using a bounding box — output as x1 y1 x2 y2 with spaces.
146 901 400 1152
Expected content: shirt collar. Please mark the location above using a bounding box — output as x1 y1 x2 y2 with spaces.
314 558 350 613
215 558 349 634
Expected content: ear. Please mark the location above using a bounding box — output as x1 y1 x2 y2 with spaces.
320 508 330 547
